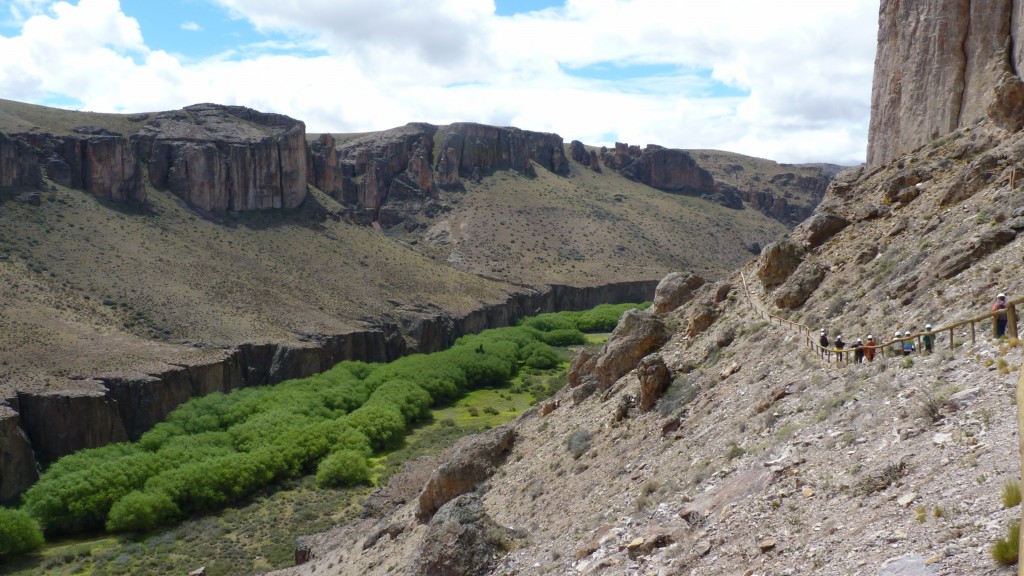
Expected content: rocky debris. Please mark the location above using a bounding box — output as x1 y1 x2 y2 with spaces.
986 70 1024 131
935 226 1017 279
755 239 805 288
867 0 1021 166
408 493 519 576
879 166 932 205
773 260 826 309
132 103 307 213
878 554 939 576
684 288 722 338
940 151 1004 206
637 354 670 412
0 132 42 190
592 310 669 390
792 212 849 250
188 567 206 576
651 272 706 314
417 425 516 521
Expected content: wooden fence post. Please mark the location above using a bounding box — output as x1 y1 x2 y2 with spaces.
949 328 954 350
971 322 976 345
1017 363 1024 569
1008 303 1019 340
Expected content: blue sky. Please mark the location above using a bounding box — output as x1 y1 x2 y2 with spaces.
0 0 880 164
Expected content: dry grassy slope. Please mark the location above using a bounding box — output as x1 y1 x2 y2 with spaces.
393 162 787 286
276 121 1024 576
0 97 152 135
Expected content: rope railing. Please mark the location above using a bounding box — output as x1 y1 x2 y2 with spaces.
737 266 1021 367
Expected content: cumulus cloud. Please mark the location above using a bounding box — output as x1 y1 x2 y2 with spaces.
0 0 880 164
180 20 200 31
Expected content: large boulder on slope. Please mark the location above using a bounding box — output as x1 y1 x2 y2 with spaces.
593 310 669 390
651 272 706 314
417 425 516 521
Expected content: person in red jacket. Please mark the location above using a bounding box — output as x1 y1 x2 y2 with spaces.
864 335 876 362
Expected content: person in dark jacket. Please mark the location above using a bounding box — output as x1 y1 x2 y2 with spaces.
854 338 865 363
819 329 829 349
993 293 1008 338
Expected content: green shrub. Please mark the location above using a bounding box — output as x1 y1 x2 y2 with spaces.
524 345 560 369
520 314 576 332
345 403 407 449
539 328 587 346
0 507 44 559
105 490 179 532
315 449 371 487
1003 479 1022 508
992 520 1019 565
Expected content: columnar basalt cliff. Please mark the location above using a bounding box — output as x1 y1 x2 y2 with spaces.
599 142 737 207
867 0 1024 166
0 132 42 190
306 122 569 227
0 280 656 503
132 104 308 213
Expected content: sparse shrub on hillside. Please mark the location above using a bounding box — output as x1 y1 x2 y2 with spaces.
1003 479 1022 508
854 461 907 495
0 507 44 560
992 520 1020 565
656 376 699 416
900 357 913 369
916 393 946 423
567 430 592 459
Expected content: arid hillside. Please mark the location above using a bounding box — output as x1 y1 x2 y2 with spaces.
272 119 1024 576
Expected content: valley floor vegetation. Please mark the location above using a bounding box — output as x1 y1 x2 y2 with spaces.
0 303 644 569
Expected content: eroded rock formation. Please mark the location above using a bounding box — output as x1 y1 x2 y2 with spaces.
17 128 144 203
601 143 719 200
867 0 1024 166
0 133 41 190
417 425 515 521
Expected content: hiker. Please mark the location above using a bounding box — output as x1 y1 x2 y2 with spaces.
819 329 829 349
833 334 846 363
993 293 1008 338
922 324 933 353
892 331 903 356
854 338 865 363
902 330 916 355
864 335 876 362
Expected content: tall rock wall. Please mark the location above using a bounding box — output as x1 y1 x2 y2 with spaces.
867 0 1024 167
132 104 307 213
0 132 42 190
307 122 569 228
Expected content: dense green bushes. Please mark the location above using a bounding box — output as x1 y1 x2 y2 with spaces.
0 507 44 559
11 303 643 552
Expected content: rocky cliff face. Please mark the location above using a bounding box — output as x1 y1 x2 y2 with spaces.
307 122 569 228
0 132 42 190
132 104 307 213
867 0 1024 166
599 142 740 207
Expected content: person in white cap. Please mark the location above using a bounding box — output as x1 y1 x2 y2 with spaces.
902 330 916 355
992 293 1008 337
854 338 865 363
922 323 934 353
864 335 877 362
892 330 903 356
819 329 829 349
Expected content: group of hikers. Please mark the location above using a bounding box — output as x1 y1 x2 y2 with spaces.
816 293 1013 364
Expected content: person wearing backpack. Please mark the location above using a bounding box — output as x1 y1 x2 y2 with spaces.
853 338 865 363
864 335 876 362
902 330 916 355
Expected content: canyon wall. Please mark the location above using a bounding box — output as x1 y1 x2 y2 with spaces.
867 0 1024 167
0 132 42 190
0 280 656 503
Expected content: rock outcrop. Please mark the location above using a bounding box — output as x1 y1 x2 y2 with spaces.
651 272 706 314
569 140 601 172
755 240 805 288
601 143 720 201
773 260 827 309
408 494 518 576
132 104 307 213
0 404 37 503
593 309 669 390
434 122 568 186
417 425 515 521
0 132 42 190
637 353 670 412
867 0 1024 166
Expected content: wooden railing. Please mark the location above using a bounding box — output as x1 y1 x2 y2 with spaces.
738 266 1021 367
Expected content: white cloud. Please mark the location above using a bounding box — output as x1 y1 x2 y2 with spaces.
0 0 881 164
180 20 200 31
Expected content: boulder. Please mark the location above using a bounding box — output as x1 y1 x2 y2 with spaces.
686 292 720 338
566 348 596 388
593 310 669 389
793 213 849 250
755 240 805 288
408 494 520 576
417 425 516 521
651 272 706 314
637 354 670 412
774 261 827 309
